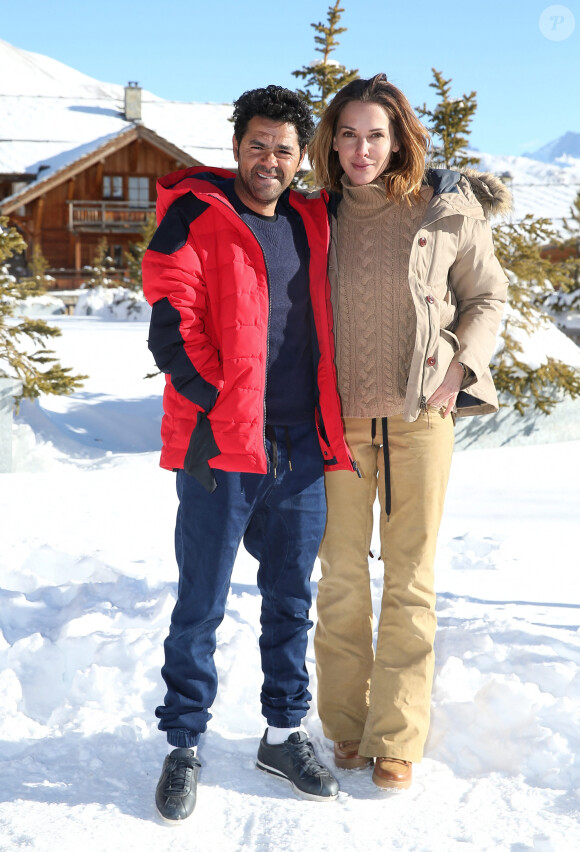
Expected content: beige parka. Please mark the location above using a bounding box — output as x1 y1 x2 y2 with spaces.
327 168 510 421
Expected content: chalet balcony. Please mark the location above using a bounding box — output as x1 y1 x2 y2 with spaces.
67 200 156 232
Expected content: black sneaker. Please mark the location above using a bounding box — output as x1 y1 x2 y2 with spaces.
256 731 339 802
155 748 201 822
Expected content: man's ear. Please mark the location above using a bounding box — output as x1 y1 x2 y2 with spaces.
232 133 239 162
298 146 307 171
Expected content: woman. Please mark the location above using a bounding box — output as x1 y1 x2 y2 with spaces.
309 74 509 790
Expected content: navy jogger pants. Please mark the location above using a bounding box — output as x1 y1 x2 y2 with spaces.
156 422 326 748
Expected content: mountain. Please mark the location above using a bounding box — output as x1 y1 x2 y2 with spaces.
524 131 580 164
0 37 121 98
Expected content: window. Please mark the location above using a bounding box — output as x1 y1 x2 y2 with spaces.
112 245 124 267
103 175 123 199
128 176 149 207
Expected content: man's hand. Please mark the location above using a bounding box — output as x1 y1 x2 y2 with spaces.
427 361 465 418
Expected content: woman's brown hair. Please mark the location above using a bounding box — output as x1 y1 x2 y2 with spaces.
309 74 430 203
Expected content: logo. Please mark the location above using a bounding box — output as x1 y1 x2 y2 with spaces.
539 5 576 41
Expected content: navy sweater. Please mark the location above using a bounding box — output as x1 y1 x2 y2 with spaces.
222 180 315 425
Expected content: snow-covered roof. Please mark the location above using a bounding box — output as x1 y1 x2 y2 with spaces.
0 93 235 173
0 125 203 211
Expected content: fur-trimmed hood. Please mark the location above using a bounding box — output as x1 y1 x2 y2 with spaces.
461 168 512 217
423 167 511 220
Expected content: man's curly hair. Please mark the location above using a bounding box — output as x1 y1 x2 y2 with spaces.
232 86 314 152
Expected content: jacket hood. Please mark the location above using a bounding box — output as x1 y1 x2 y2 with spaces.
425 167 511 219
155 166 237 219
461 168 512 218
154 165 320 222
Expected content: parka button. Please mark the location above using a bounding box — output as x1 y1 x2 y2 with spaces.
427 356 436 367
418 237 427 247
426 295 435 304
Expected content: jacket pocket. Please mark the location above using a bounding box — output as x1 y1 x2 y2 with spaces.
440 327 460 351
439 284 458 329
421 331 459 402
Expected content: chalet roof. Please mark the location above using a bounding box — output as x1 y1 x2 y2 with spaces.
0 91 235 174
0 124 202 213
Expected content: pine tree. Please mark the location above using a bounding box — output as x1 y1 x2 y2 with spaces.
492 215 580 414
544 188 580 315
83 237 118 289
124 212 157 292
418 68 479 169
292 1 358 120
0 217 86 403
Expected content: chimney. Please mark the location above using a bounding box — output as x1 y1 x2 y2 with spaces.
124 82 142 122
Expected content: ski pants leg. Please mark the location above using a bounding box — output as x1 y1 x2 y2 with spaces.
316 412 454 762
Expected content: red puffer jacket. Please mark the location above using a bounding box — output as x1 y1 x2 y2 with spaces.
142 166 353 480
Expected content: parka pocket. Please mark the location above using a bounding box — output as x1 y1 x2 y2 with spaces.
439 285 458 329
440 327 460 351
421 330 459 402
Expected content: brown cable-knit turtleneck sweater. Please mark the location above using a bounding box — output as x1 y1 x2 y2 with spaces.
334 176 427 418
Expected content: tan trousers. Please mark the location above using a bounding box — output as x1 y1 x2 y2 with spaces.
315 413 454 762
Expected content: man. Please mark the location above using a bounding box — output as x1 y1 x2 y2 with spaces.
142 85 355 822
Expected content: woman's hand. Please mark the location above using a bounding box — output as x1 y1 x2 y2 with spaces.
427 361 465 418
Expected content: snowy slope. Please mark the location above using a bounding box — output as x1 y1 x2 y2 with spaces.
0 315 579 852
474 150 580 235
0 37 122 98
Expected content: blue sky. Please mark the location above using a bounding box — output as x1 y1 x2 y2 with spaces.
2 0 578 156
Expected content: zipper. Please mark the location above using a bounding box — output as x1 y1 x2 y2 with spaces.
420 295 434 416
213 193 272 471
262 246 272 471
326 200 358 474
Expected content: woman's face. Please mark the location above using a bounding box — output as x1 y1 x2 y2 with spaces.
333 100 400 186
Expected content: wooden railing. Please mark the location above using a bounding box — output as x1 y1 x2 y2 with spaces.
46 270 127 291
67 201 156 232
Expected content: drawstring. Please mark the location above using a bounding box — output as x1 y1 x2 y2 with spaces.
283 426 293 471
266 425 278 478
371 417 391 518
266 425 293 477
381 417 391 519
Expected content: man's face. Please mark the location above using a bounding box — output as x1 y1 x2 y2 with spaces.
233 116 305 216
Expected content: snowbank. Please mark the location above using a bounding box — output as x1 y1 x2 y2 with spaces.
74 286 151 321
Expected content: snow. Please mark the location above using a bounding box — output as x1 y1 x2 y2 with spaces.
473 151 580 236
73 286 152 322
500 303 580 371
1 311 579 851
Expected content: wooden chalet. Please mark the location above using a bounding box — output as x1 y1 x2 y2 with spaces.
0 123 200 289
